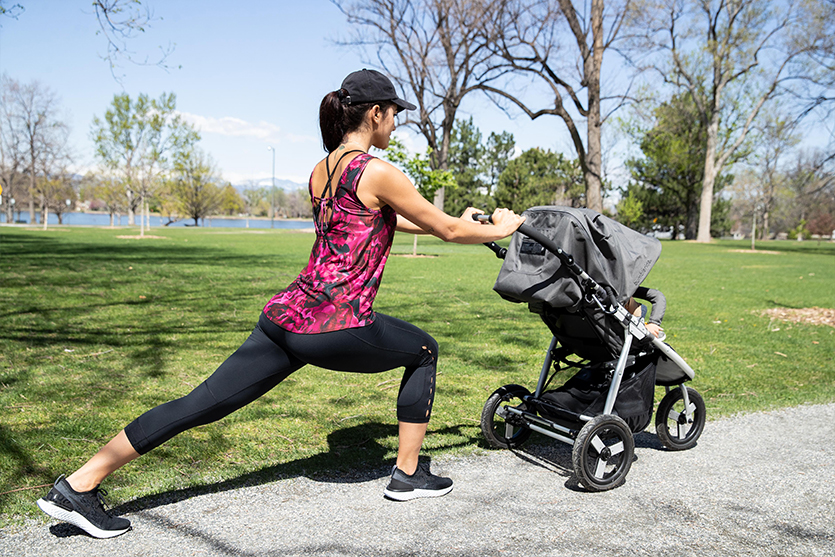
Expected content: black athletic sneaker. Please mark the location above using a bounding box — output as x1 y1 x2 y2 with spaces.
383 463 453 501
36 475 131 538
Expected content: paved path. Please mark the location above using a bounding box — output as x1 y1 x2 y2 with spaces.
2 403 833 557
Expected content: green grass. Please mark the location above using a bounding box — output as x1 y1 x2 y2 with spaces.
1 226 834 521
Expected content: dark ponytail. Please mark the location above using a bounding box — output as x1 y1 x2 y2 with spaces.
319 89 397 153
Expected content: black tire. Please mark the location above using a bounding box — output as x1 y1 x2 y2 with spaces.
655 387 706 451
572 414 634 492
480 384 533 449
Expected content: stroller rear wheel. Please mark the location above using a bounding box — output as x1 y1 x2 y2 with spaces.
572 414 634 492
481 384 533 449
655 386 706 451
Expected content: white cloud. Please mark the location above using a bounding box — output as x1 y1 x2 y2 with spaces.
177 111 284 143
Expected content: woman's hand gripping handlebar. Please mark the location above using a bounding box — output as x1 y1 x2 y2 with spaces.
471 212 507 258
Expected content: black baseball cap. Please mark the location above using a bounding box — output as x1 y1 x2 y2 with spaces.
340 69 417 112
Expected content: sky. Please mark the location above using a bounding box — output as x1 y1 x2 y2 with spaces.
0 0 571 189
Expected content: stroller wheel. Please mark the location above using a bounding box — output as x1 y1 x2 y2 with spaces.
481 384 533 449
572 414 634 492
655 387 706 451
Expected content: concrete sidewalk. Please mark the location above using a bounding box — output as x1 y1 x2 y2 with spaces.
2 403 834 557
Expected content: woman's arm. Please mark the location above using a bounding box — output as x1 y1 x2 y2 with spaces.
363 159 524 243
396 215 431 234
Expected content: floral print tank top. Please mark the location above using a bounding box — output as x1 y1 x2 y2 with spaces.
263 153 397 333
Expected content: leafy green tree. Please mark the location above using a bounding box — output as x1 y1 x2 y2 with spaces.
218 183 245 216
495 148 584 213
624 93 733 239
616 190 643 229
92 92 198 233
444 119 517 215
444 118 488 216
626 0 835 241
384 138 456 255
483 131 516 197
166 146 221 226
385 138 457 202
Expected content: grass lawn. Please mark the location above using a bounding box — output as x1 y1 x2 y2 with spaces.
1 225 833 521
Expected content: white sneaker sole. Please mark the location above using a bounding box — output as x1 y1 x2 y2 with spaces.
383 485 453 501
36 498 130 539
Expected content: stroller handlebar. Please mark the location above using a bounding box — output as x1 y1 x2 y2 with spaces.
472 213 507 258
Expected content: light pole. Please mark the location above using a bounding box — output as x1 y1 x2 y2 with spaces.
267 146 276 229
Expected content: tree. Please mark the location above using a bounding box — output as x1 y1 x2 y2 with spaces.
0 75 27 223
444 118 516 215
627 0 835 242
218 183 245 216
615 189 643 228
623 92 733 239
772 148 835 235
444 117 488 215
92 92 198 234
384 137 456 254
483 130 516 197
335 0 505 209
166 146 222 226
480 0 637 212
495 147 584 212
92 0 176 81
1 76 71 229
808 210 835 243
83 171 128 226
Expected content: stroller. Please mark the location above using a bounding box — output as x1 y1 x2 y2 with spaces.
477 206 705 491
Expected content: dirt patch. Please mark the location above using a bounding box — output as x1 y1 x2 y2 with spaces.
729 249 782 254
760 307 835 328
116 235 168 240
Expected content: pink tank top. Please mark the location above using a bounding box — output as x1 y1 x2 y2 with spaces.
263 153 397 333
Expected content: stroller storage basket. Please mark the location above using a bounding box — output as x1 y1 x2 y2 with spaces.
539 353 657 434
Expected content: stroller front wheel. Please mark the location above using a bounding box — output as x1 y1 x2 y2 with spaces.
481 384 533 449
655 386 706 451
572 414 634 492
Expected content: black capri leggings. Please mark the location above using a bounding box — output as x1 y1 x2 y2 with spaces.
124 312 438 455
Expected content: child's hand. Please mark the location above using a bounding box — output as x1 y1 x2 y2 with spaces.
646 323 664 338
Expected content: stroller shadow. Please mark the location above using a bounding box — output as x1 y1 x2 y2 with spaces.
502 430 667 493
48 421 479 539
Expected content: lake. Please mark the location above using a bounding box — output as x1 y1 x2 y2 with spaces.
0 212 314 230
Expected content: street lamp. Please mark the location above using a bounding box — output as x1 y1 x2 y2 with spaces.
267 145 276 229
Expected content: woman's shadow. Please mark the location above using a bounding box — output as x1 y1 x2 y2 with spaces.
49 421 479 537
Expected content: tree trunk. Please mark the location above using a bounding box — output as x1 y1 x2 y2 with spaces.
127 190 135 225
762 209 770 240
696 118 720 243
584 139 603 212
139 194 145 237
585 0 604 213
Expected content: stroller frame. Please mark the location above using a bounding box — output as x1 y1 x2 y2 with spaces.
479 218 706 491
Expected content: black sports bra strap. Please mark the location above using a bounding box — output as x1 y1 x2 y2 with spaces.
318 149 364 230
323 149 363 200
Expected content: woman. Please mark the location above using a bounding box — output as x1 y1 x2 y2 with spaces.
37 69 525 538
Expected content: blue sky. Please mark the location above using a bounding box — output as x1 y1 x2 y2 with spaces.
0 1 568 188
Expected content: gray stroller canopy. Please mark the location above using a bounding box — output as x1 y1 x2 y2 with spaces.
493 206 662 310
